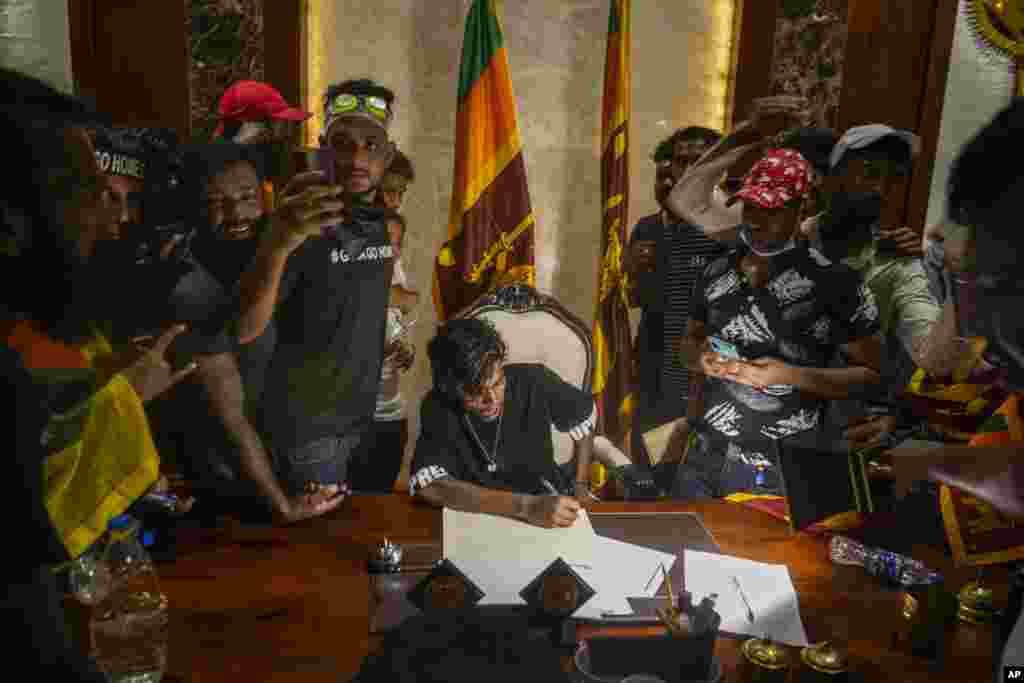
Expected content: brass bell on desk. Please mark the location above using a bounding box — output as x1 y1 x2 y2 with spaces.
799 641 849 682
958 578 998 624
740 636 790 682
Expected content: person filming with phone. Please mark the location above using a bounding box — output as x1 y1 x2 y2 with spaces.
235 78 396 497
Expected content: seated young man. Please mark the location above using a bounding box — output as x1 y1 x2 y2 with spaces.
674 148 883 499
409 318 595 528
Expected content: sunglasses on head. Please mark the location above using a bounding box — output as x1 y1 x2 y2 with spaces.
327 93 391 124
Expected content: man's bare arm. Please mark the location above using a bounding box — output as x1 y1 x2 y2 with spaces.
665 142 757 234
788 334 882 399
416 479 579 528
417 478 529 519
235 173 347 344
235 239 291 344
194 352 292 516
916 299 972 378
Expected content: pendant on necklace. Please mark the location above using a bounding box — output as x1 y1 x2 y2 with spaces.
487 463 498 473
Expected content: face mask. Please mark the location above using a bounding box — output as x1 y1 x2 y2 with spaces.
739 223 797 257
818 192 881 262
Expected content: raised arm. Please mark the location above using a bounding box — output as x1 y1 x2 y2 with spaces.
236 172 346 343
666 103 807 235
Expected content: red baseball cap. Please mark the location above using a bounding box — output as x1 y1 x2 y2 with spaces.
727 148 813 209
214 80 311 135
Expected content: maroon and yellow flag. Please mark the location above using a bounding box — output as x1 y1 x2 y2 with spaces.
434 0 535 320
592 0 635 456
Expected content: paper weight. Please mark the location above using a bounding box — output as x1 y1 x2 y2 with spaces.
406 559 485 612
957 579 998 624
740 636 790 683
519 557 596 618
799 641 849 682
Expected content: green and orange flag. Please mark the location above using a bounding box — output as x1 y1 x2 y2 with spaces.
592 0 634 457
434 0 536 320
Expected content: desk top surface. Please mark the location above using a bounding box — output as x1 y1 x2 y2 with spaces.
151 495 1005 682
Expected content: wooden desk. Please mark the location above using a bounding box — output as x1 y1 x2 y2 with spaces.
137 495 1003 681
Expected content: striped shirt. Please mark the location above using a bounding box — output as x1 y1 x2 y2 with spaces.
631 212 726 426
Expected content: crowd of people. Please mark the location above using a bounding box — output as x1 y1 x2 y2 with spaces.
3 62 1024 677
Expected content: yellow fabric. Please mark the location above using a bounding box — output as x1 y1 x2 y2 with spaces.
41 334 160 559
907 367 989 408
939 394 1024 566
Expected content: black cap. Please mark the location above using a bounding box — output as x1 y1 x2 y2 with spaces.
779 127 838 175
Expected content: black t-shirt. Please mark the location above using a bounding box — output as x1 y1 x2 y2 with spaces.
191 237 276 406
409 364 596 496
690 244 880 451
630 212 727 425
259 230 394 452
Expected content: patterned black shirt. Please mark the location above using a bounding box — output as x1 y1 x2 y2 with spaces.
690 244 881 453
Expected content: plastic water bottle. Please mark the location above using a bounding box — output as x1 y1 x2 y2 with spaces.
829 535 942 587
88 514 169 683
69 545 114 607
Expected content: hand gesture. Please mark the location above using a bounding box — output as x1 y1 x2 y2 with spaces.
524 495 580 528
121 324 199 403
267 171 346 253
700 350 741 380
278 482 349 525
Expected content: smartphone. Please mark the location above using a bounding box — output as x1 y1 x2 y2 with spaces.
318 146 339 238
709 336 742 360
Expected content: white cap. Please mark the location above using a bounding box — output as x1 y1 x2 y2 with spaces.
829 124 920 170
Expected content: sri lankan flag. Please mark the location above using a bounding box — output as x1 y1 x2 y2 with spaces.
434 0 535 320
591 0 635 456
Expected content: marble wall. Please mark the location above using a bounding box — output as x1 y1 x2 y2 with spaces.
314 0 736 474
925 1 1015 229
0 0 73 93
770 0 848 128
187 0 266 140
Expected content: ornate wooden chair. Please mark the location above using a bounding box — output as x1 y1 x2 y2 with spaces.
455 284 628 473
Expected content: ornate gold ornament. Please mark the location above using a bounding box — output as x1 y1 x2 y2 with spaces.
967 0 1024 95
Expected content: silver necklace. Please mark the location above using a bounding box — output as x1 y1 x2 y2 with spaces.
464 406 504 473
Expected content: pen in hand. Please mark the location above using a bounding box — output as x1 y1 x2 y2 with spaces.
540 478 560 496
732 575 756 624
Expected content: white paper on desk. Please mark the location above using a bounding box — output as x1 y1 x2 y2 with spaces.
568 535 677 619
684 550 808 647
443 508 598 606
442 508 676 618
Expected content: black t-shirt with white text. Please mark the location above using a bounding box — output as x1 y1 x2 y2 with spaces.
259 230 394 452
409 364 596 496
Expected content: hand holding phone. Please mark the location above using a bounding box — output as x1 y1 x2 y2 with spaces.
708 336 742 361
